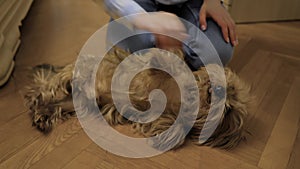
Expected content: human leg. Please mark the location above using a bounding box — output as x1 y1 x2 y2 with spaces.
179 0 234 70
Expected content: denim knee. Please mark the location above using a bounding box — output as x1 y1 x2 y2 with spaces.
184 40 233 71
204 19 234 66
213 39 234 66
178 4 234 69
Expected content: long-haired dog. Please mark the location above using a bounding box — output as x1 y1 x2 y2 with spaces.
24 48 251 150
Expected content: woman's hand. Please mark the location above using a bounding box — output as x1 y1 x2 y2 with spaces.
199 0 238 46
132 12 188 50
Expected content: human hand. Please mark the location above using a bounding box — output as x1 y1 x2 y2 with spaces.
154 34 183 50
199 0 238 46
132 12 188 50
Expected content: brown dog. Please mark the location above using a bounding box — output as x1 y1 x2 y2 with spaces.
24 48 251 150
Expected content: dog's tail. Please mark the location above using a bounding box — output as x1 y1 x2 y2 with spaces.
24 63 75 132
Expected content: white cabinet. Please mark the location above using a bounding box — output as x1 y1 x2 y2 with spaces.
0 0 34 86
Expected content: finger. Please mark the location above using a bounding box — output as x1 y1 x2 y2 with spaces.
174 24 187 37
162 12 186 33
175 20 187 35
199 6 207 31
166 17 187 39
227 19 238 46
222 27 230 44
228 24 237 46
216 18 230 43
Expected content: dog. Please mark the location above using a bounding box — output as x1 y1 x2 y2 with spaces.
24 48 251 150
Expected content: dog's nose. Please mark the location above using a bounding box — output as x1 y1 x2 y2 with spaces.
213 85 225 98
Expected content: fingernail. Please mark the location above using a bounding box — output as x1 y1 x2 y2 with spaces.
234 40 239 46
201 25 206 31
226 37 230 43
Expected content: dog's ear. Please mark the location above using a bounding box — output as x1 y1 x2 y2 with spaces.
201 68 252 149
225 68 252 112
203 107 247 149
213 68 252 149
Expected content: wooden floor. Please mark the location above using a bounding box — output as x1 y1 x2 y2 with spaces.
0 0 299 168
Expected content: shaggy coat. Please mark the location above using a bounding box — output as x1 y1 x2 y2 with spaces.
24 48 251 150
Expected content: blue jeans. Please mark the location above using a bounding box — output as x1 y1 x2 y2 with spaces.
106 0 233 70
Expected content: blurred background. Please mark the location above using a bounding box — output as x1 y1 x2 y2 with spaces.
224 0 300 23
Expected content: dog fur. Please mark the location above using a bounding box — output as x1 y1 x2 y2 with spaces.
24 48 251 150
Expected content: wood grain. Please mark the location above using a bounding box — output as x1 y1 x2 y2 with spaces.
0 0 299 168
258 78 300 169
0 119 82 169
287 125 300 169
229 0 300 23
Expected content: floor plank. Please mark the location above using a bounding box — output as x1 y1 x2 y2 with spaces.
0 119 82 169
27 130 92 169
223 50 284 165
63 150 111 169
0 0 299 168
258 77 300 169
287 126 300 169
0 113 40 163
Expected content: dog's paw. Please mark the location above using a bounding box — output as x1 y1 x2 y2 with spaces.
31 105 63 133
32 111 54 133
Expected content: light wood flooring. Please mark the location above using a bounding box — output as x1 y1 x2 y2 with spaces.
0 0 299 168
